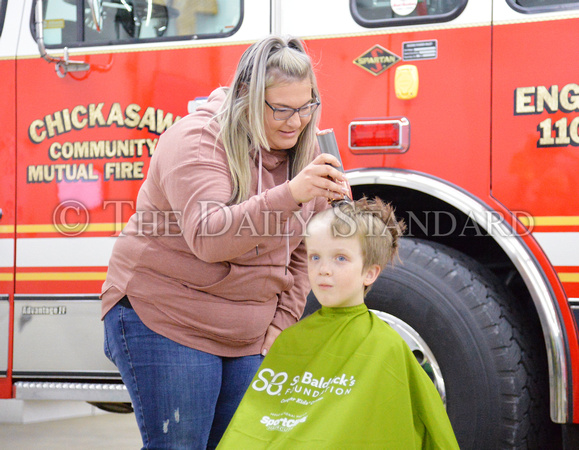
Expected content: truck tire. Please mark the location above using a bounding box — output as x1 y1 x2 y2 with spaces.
88 402 134 414
360 239 556 448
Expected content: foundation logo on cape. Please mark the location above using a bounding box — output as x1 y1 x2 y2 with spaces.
353 45 401 76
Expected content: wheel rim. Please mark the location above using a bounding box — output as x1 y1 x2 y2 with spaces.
371 309 447 406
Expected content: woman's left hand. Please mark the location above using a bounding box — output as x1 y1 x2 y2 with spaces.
261 324 282 356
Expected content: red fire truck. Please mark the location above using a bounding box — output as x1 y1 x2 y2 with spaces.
1 0 578 447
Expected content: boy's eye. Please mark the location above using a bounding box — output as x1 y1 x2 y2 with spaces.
336 255 347 262
310 255 320 261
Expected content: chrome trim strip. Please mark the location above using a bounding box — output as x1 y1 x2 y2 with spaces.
0 297 8 374
348 168 568 422
14 381 130 402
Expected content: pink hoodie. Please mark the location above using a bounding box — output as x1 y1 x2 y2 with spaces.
101 88 327 357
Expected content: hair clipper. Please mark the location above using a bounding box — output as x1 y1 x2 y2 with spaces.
317 129 353 203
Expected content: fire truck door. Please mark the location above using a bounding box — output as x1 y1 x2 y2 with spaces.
0 0 18 397
12 0 270 379
491 4 579 312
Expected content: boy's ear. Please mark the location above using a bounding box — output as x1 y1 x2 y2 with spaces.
363 264 381 287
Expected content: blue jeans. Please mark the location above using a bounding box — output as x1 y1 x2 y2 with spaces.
104 302 263 449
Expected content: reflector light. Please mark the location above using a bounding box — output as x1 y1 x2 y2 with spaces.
349 118 410 153
351 123 400 147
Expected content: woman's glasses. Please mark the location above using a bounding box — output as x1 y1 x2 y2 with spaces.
265 99 320 121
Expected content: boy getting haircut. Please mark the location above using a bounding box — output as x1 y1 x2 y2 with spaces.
218 198 459 449
314 197 406 295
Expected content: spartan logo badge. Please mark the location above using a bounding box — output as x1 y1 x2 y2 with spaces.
353 45 401 76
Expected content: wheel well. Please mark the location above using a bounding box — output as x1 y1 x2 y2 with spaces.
347 172 568 423
351 183 538 321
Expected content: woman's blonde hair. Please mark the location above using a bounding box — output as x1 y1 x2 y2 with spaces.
218 35 320 205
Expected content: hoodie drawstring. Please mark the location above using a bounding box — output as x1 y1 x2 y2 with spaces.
257 148 263 195
255 149 290 274
285 163 290 275
256 149 263 256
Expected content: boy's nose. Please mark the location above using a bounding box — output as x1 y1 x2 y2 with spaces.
319 263 331 275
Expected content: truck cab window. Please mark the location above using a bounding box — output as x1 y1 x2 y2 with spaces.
508 0 579 13
0 0 7 37
40 0 242 48
351 0 467 27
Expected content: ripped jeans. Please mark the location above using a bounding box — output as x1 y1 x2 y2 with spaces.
104 302 263 449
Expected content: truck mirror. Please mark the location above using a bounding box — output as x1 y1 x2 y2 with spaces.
34 0 91 78
87 0 103 33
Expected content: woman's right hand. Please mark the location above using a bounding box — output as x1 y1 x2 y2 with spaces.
288 153 350 205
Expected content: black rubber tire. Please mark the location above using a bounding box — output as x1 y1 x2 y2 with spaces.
88 401 134 414
361 238 557 449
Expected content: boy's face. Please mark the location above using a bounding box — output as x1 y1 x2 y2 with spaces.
306 217 380 308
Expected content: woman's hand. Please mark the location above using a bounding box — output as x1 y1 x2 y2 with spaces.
288 154 350 205
261 324 283 356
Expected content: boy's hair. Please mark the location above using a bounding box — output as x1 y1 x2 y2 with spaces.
308 197 406 294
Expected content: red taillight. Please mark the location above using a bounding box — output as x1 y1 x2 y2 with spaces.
349 118 410 153
351 123 399 147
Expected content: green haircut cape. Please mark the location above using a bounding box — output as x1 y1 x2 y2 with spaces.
218 304 459 449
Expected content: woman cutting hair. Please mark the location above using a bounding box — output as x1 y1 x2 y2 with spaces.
101 34 349 449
